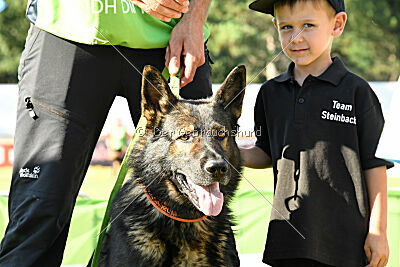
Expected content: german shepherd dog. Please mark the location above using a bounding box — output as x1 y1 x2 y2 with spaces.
99 65 246 266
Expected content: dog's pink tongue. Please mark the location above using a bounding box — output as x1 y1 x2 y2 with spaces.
190 181 223 216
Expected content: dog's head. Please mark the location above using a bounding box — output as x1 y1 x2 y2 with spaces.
133 65 245 217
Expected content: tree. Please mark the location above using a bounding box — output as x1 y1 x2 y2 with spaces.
0 0 398 83
334 0 400 81
206 0 400 83
0 0 29 83
206 0 290 84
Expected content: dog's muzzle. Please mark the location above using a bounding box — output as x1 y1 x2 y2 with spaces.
204 159 230 185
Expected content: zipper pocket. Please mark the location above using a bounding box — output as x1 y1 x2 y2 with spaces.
25 97 87 130
25 97 38 119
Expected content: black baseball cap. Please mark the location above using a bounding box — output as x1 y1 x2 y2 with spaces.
249 0 345 15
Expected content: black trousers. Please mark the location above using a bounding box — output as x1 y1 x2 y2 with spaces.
271 258 336 267
0 25 213 266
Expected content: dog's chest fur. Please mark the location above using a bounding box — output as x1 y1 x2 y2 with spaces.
127 222 226 266
111 182 232 266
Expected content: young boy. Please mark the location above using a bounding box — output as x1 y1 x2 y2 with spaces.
242 0 394 266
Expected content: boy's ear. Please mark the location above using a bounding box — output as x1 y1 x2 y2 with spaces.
141 65 177 125
332 12 347 37
214 65 246 120
272 17 279 30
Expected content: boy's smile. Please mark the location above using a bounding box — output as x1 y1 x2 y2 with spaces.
273 1 346 80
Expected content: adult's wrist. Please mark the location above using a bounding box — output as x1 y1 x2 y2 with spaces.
181 0 211 26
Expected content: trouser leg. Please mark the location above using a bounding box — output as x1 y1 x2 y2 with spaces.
0 26 120 266
273 258 336 267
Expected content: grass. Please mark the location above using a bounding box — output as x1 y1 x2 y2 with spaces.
1 166 399 199
1 166 400 266
0 166 274 199
0 166 116 200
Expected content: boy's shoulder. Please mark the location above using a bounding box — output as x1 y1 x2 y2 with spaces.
340 65 381 107
257 57 380 107
326 57 374 93
341 65 370 88
261 57 371 91
321 58 382 112
258 57 377 91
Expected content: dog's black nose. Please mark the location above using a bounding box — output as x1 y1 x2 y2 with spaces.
204 160 229 178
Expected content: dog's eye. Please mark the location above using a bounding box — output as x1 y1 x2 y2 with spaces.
177 133 192 142
216 130 227 140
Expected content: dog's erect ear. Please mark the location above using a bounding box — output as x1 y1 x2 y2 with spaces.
141 65 178 123
215 65 246 119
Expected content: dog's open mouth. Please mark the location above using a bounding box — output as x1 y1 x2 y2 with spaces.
175 172 224 216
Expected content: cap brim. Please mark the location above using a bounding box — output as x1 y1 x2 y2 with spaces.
249 0 277 15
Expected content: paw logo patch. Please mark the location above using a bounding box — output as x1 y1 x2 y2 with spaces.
19 166 40 179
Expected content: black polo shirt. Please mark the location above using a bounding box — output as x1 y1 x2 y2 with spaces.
254 57 394 266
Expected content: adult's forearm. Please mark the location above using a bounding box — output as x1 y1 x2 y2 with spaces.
181 0 212 25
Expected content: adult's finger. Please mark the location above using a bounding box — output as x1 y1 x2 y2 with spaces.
181 53 198 87
133 0 187 21
174 0 189 5
131 1 172 21
133 0 189 12
167 44 182 75
165 46 171 67
142 0 183 18
155 0 189 13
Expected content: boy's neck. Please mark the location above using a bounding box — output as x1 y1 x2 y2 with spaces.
293 57 333 86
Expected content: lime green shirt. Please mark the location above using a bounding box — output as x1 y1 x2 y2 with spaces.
27 0 210 49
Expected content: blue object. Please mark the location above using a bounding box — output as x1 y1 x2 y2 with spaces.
0 0 7 13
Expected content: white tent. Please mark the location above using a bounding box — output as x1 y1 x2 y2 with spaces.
376 77 400 163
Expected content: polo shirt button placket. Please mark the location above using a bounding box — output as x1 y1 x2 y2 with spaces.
294 91 306 125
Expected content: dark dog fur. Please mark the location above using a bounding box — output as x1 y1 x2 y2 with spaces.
99 65 246 266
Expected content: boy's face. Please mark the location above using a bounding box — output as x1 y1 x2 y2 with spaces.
274 0 344 69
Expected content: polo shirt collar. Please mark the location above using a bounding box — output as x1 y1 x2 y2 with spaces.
273 63 294 83
273 57 348 86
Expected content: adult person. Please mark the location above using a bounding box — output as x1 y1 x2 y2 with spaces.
108 118 128 176
0 0 213 265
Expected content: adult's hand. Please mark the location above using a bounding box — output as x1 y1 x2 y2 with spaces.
165 17 204 87
130 0 189 22
165 0 212 87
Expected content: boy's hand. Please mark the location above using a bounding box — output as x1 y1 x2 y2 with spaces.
364 232 389 267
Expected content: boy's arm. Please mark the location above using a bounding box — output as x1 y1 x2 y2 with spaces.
364 166 389 267
240 146 272 169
